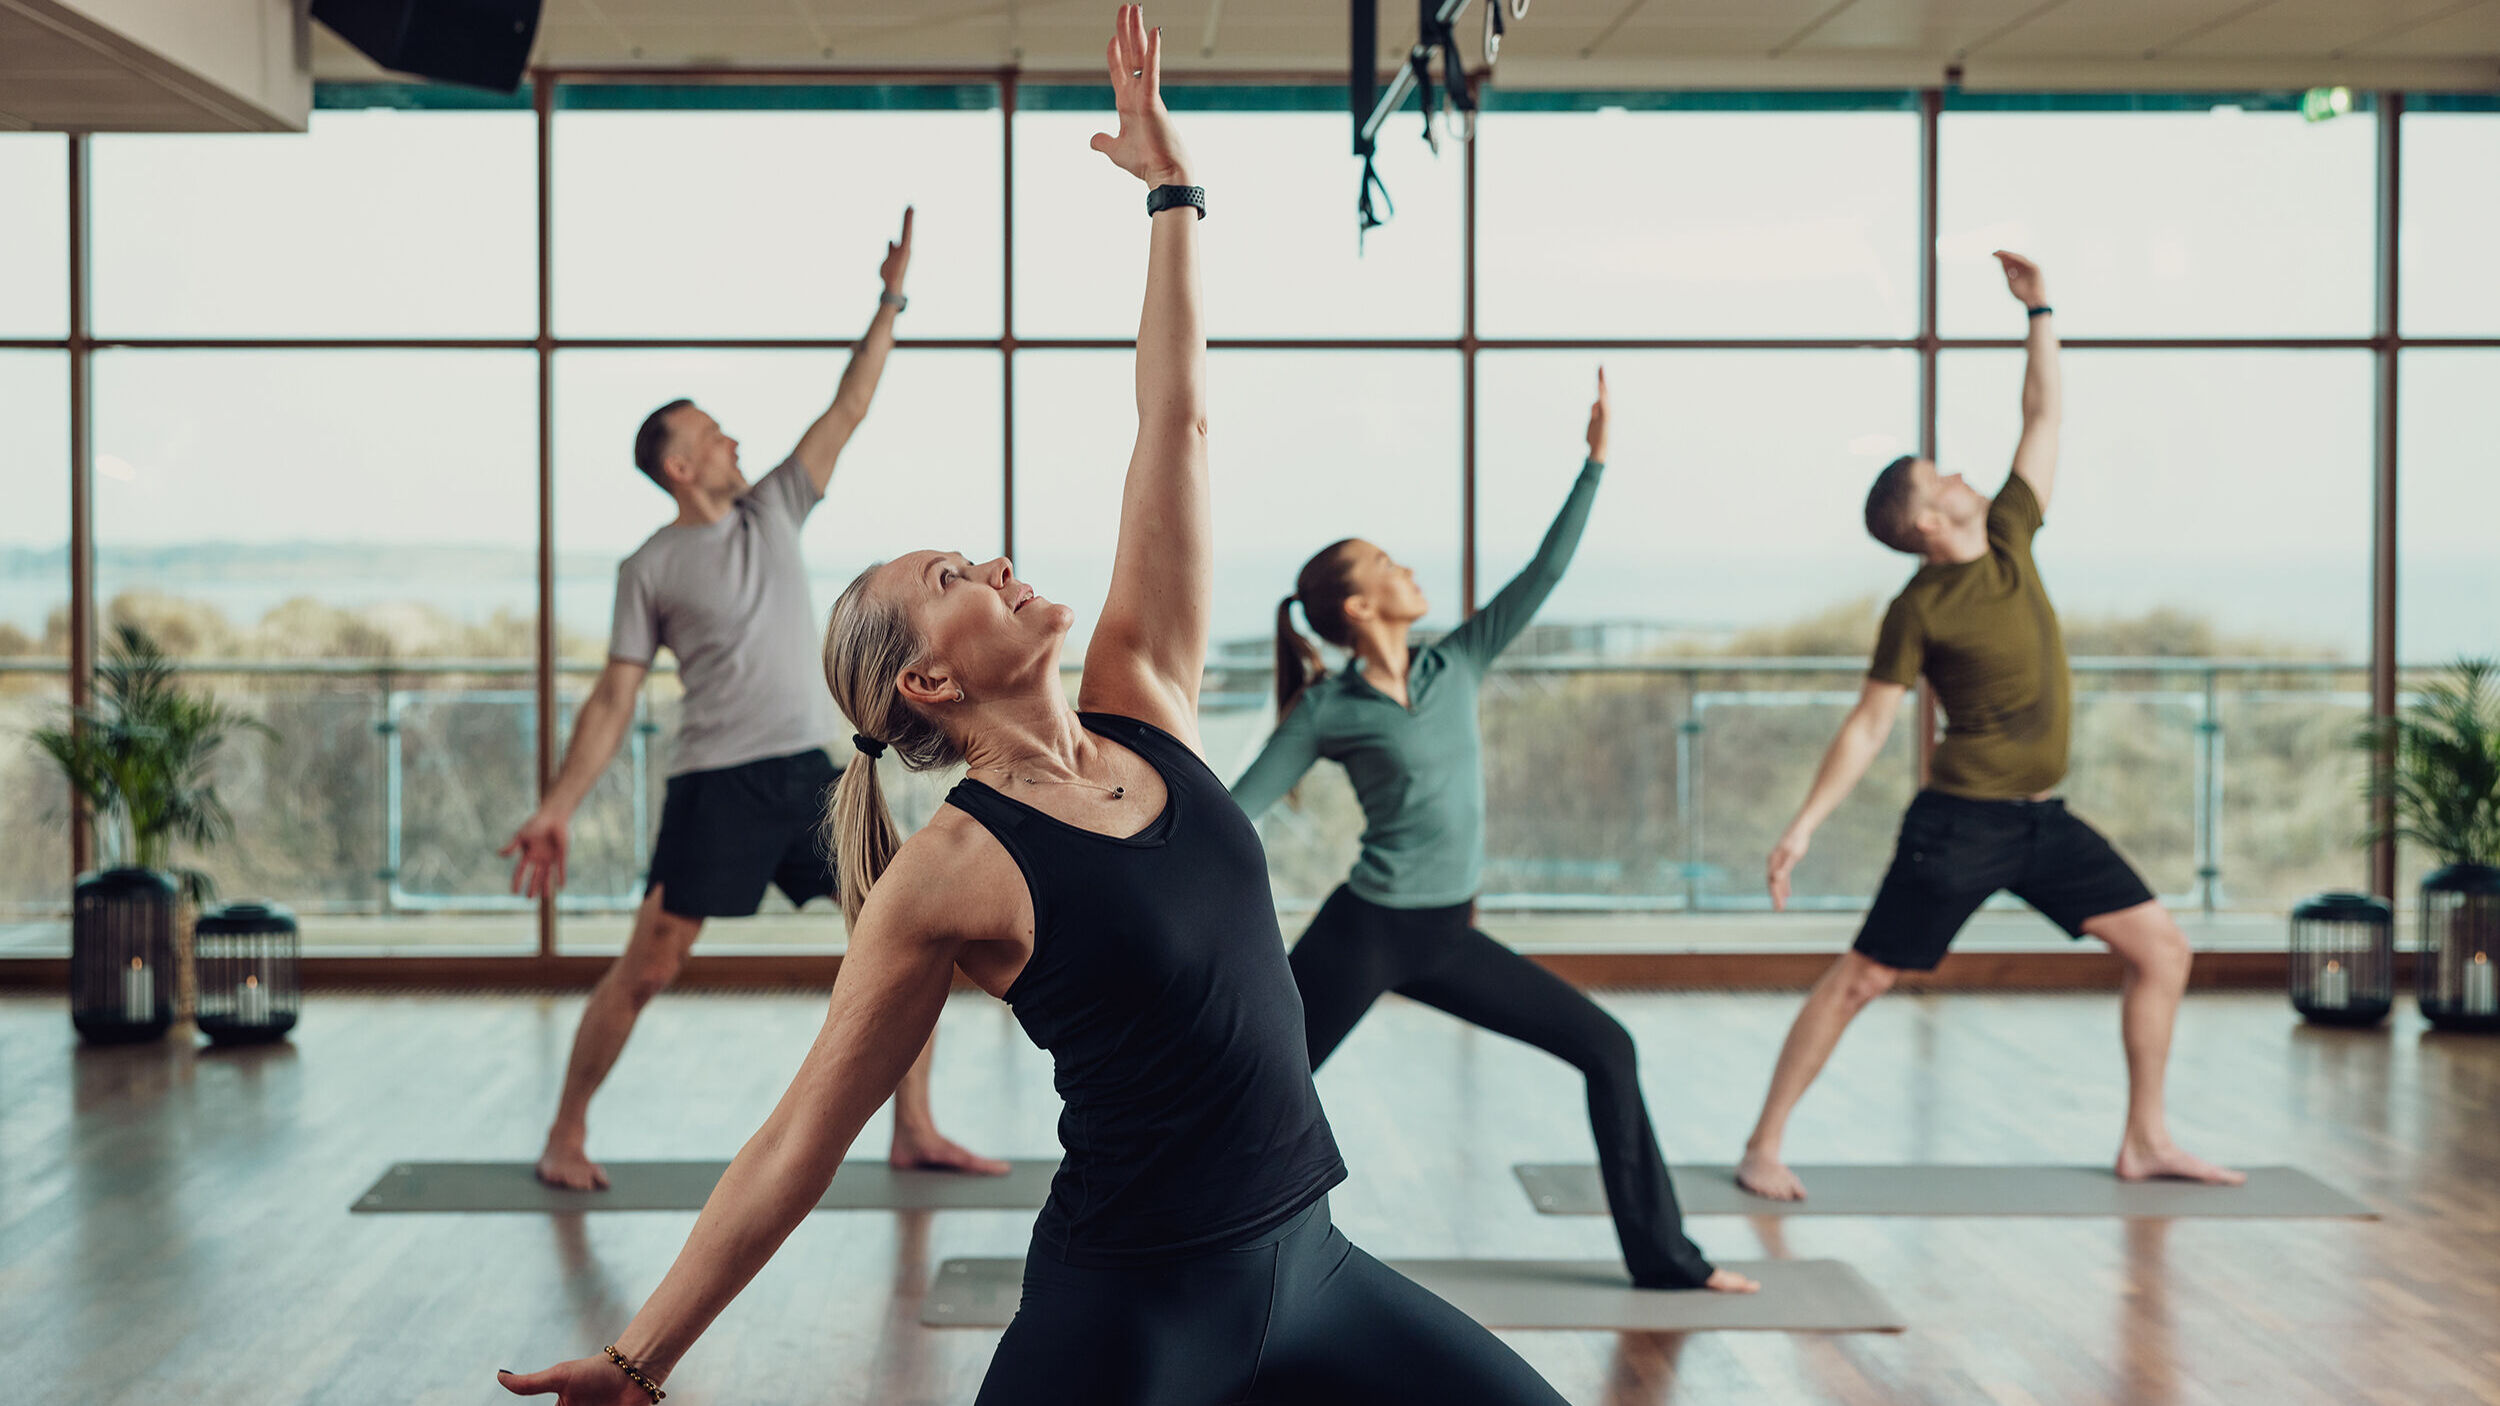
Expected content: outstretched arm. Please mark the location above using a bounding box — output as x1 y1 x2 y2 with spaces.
1765 678 1907 911
1996 250 2061 511
1228 703 1324 821
1080 8 1210 745
791 208 915 496
497 838 968 1403
500 658 648 899
1443 368 1610 667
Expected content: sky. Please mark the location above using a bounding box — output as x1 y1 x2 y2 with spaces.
0 103 2494 661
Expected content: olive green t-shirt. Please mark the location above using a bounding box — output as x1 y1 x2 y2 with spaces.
1868 473 2070 800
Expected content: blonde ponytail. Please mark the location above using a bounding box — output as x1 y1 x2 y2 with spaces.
820 563 966 929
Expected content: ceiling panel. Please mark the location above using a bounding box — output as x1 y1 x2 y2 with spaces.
286 0 2500 88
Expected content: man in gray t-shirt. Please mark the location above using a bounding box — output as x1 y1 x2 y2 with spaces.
501 211 1004 1191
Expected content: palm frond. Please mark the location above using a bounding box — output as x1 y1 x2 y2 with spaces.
26 622 271 881
2355 657 2500 867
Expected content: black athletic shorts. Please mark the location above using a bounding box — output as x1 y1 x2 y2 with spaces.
645 748 840 919
1852 790 2157 972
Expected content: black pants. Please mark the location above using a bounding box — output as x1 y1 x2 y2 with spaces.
975 1197 1565 1406
1291 886 1715 1289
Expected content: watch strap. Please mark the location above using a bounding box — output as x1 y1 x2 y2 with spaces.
1145 184 1207 219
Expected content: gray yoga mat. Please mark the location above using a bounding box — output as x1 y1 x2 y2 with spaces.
1513 1163 2376 1219
920 1256 1904 1332
350 1159 1059 1213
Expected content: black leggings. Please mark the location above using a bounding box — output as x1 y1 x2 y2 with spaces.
1291 885 1715 1289
973 1197 1565 1405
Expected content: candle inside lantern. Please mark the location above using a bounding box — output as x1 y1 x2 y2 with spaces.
2466 951 2498 1017
122 957 154 1024
2315 959 2349 1010
236 974 268 1026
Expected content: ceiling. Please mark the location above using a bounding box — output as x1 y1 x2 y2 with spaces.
310 0 2500 90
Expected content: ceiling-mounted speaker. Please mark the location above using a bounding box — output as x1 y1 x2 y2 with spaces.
312 0 545 94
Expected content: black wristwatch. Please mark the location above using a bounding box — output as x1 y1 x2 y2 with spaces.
2026 304 2053 318
879 290 908 313
1146 184 1206 219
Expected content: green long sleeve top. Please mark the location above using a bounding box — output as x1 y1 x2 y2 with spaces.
1228 458 1605 909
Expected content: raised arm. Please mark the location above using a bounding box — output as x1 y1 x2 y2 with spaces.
1442 368 1609 667
496 836 968 1404
1078 7 1211 745
1765 678 1908 911
790 208 915 496
500 657 648 899
1996 250 2060 511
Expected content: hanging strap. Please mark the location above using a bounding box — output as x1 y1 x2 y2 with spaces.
1357 153 1396 251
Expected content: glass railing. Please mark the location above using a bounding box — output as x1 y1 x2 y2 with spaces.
1 656 2388 940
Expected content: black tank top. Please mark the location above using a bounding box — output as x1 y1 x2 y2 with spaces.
946 712 1346 1265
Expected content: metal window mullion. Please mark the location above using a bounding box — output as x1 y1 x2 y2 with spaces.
2370 93 2403 903
67 132 95 881
534 72 558 958
1915 88 1941 790
1002 73 1017 564
1461 131 1479 616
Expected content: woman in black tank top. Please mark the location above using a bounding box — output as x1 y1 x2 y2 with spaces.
497 12 1566 1405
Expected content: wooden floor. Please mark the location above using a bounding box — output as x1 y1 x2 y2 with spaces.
5 986 2496 1405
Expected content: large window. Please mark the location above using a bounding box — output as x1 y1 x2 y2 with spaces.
92 350 538 944
1937 350 2374 657
92 111 535 338
2402 113 2500 336
1478 106 1920 339
7 91 2491 957
0 354 69 948
0 136 66 337
1015 102 1461 338
553 98 1004 339
1938 105 2377 337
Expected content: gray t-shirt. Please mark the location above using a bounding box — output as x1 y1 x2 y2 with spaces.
608 455 839 777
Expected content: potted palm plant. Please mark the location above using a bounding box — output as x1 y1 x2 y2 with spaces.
33 623 268 1041
2357 657 2500 1032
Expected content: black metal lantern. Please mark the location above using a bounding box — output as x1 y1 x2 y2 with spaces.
2288 892 2394 1026
2419 863 2500 1033
70 867 180 1044
192 901 301 1045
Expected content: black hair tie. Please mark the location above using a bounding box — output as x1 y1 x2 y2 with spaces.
852 733 887 759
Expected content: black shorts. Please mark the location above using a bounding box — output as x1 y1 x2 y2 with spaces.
645 749 840 920
1852 790 2157 973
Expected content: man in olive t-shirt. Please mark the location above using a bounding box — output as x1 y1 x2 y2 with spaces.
1734 252 2245 1203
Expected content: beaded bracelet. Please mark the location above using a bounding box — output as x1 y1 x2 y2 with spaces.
602 1345 667 1402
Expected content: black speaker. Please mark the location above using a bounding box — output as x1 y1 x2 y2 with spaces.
313 0 545 94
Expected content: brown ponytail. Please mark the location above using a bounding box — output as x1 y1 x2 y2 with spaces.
1276 540 1362 717
1275 596 1324 718
819 562 966 929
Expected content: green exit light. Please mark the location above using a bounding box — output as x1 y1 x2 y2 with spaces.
2301 86 2353 122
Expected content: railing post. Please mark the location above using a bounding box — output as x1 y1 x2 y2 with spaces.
374 668 400 914
2196 665 2222 915
1678 705 1704 913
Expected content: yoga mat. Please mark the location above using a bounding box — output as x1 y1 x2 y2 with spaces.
350 1159 1059 1214
921 1256 1903 1332
1513 1163 2376 1219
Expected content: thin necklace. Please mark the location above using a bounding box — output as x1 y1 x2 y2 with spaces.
976 758 1127 801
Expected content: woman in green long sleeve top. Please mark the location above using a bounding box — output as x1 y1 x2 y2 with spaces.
1230 371 1750 1294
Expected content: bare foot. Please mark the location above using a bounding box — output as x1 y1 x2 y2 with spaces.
535 1142 609 1191
1736 1147 1807 1201
2115 1138 2246 1187
1705 1267 1760 1293
890 1127 1011 1176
